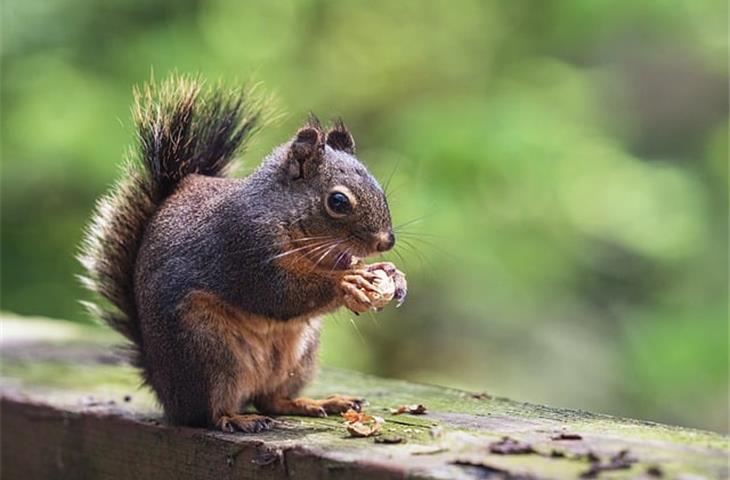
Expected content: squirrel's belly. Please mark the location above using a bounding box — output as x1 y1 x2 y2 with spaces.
178 290 325 397
240 315 323 395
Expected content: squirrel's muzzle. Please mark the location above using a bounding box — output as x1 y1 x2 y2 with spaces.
374 230 396 252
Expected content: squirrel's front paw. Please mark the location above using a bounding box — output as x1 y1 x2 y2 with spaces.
340 262 407 313
341 272 378 313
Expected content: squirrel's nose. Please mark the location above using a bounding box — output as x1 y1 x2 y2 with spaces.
374 230 395 252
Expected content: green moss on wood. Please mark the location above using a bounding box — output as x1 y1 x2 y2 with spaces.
1 313 728 479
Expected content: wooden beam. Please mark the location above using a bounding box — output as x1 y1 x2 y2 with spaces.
1 313 728 479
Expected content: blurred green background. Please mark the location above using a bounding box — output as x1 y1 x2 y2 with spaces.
2 0 728 432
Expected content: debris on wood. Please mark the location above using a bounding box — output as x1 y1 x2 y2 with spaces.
374 435 404 444
412 447 449 456
78 396 116 408
470 392 491 400
488 436 535 455
451 458 535 479
429 426 443 439
646 465 664 477
580 449 636 478
342 408 384 438
346 418 382 438
551 432 583 441
389 404 427 415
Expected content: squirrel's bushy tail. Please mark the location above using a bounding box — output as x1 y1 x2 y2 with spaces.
78 75 265 364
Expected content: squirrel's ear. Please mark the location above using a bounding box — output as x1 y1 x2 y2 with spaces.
286 114 324 180
326 118 355 154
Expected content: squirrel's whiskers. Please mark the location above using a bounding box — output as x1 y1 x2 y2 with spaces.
310 243 342 270
267 238 336 262
308 237 355 274
229 234 333 256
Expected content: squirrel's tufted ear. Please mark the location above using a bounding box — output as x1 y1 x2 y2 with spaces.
286 114 324 180
325 118 355 154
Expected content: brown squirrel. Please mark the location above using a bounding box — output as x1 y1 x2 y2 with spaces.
79 76 406 432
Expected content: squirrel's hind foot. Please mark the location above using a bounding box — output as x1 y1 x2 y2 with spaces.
216 414 275 433
255 395 365 418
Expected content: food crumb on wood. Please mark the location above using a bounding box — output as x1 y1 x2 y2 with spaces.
342 408 384 438
390 404 427 415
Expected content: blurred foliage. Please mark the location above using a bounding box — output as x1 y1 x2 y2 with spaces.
1 0 727 431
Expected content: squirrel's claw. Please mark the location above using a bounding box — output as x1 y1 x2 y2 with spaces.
216 414 275 434
341 279 374 313
320 395 366 414
341 274 380 293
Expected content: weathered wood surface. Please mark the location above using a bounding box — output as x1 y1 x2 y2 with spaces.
1 313 728 480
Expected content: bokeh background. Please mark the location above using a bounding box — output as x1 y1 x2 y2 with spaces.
2 1 728 432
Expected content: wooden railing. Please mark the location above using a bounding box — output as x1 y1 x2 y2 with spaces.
1 313 727 479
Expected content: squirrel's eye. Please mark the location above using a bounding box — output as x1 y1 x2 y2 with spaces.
326 191 353 217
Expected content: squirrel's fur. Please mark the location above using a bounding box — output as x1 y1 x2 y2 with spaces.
79 77 262 370
79 75 395 430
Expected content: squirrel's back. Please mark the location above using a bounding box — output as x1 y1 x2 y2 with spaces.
78 76 265 368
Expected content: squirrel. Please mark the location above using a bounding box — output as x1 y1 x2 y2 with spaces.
79 76 406 433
